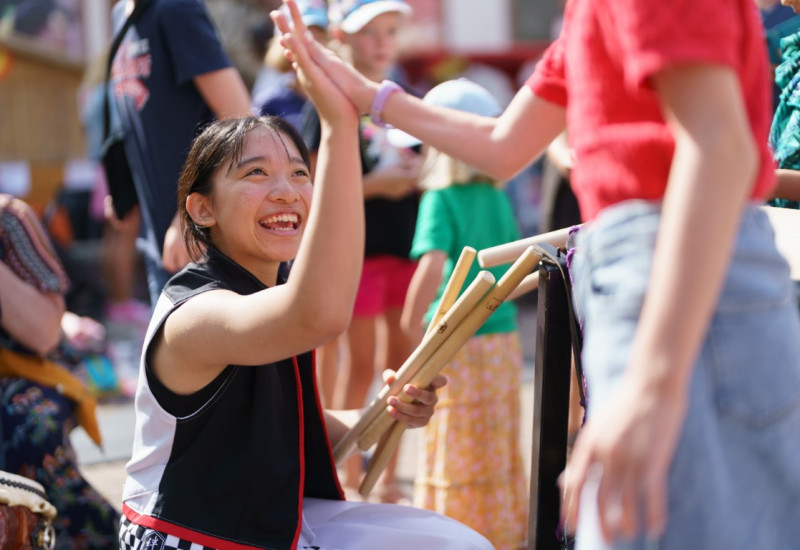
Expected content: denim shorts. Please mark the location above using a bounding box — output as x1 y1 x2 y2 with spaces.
571 201 800 550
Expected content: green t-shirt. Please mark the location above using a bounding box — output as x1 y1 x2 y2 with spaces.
410 182 522 336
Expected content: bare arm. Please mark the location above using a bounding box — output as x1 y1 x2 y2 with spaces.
193 67 253 119
373 86 564 181
298 36 566 180
400 251 446 339
771 168 800 202
0 262 64 357
562 63 758 542
156 8 363 392
635 63 757 408
323 409 361 448
361 157 422 199
546 131 573 178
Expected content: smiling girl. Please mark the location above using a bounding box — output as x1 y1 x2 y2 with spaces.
116 21 491 547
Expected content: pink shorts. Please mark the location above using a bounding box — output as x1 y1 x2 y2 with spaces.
353 255 417 317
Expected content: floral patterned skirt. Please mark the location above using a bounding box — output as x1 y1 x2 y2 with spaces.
413 331 529 550
0 377 120 549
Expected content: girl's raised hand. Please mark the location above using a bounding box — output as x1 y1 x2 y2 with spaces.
272 0 379 115
270 1 357 124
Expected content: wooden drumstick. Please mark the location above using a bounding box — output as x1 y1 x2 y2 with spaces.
477 226 574 268
333 270 495 463
359 420 405 497
358 247 476 496
427 246 476 335
354 270 495 452
506 270 540 301
358 247 542 487
357 246 541 451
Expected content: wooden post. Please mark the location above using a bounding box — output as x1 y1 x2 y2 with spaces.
528 253 572 550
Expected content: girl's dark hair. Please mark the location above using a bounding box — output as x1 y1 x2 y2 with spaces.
177 115 311 261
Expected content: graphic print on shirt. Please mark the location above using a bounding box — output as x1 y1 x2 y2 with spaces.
111 35 152 111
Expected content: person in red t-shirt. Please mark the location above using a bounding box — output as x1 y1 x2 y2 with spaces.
275 0 800 548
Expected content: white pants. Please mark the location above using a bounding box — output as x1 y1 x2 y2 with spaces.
299 498 495 550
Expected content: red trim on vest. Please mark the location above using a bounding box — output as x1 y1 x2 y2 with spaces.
122 504 263 550
310 349 345 499
291 355 304 550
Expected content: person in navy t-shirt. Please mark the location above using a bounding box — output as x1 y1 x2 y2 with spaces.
109 0 252 305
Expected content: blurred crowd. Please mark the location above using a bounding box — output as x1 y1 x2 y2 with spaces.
2 0 800 548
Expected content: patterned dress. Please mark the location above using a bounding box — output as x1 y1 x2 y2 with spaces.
0 196 120 549
414 333 529 550
410 183 529 550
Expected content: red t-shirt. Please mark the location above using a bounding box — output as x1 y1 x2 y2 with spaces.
527 0 775 222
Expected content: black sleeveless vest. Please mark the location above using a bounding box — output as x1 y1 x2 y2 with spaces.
122 247 343 550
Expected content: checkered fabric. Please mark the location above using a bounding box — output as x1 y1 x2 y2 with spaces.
119 516 344 550
119 517 217 550
118 517 335 550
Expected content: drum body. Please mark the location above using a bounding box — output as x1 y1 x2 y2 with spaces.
0 471 56 550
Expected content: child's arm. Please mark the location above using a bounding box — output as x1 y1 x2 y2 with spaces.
368 86 562 182
285 14 566 181
362 157 422 200
546 131 573 178
562 63 758 543
771 168 800 202
400 250 446 342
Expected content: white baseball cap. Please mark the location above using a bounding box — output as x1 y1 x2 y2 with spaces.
388 78 503 148
333 0 411 34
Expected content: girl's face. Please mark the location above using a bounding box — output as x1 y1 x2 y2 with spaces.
342 11 403 80
194 127 312 282
781 0 800 13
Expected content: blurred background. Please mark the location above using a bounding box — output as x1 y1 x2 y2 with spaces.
0 0 563 240
0 0 565 504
